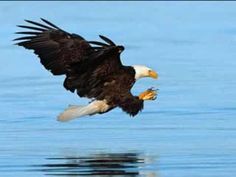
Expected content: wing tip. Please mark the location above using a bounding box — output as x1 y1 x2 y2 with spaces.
99 34 116 46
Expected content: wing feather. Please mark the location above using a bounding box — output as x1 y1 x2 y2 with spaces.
15 19 126 101
24 19 52 30
15 31 41 35
15 19 92 75
13 36 36 41
17 25 47 32
40 18 63 30
99 35 116 46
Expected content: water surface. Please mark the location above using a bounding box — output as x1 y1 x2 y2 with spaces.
0 2 236 177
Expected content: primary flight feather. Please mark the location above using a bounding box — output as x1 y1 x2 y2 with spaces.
14 18 158 122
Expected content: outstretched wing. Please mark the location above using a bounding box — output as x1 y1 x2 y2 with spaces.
14 18 93 75
15 18 126 99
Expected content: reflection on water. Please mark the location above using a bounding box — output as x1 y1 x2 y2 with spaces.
31 152 156 177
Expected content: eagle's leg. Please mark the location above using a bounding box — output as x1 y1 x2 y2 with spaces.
138 88 157 100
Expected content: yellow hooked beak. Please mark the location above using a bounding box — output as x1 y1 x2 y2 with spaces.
148 70 158 79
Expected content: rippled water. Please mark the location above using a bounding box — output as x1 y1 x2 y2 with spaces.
1 2 236 177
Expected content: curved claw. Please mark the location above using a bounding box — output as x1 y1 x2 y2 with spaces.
151 95 157 100
148 87 159 92
139 88 158 101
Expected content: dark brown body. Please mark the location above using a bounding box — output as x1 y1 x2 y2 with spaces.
15 19 144 116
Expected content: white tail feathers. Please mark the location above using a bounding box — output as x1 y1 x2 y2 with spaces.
57 100 110 122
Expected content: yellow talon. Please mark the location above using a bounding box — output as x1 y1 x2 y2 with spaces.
139 88 157 100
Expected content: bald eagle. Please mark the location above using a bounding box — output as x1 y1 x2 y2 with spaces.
14 18 158 122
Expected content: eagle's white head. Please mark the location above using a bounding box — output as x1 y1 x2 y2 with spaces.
132 65 158 80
